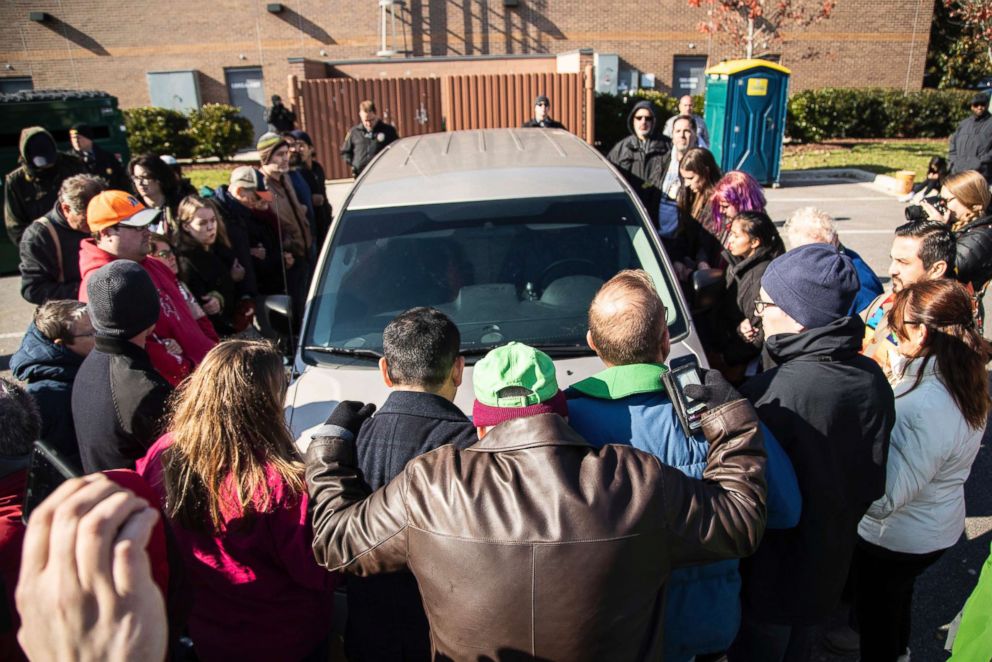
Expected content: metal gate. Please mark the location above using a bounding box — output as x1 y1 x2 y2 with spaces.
295 69 593 180
296 77 443 180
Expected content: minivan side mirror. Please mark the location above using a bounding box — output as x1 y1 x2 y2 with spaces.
691 268 725 314
256 294 292 339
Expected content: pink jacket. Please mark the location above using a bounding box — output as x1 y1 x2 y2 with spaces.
137 435 339 662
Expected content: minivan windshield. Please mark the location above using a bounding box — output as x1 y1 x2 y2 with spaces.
302 193 687 361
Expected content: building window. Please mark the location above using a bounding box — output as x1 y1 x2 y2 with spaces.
0 77 33 94
672 56 708 98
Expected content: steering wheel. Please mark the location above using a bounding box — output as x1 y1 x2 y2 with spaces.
537 259 601 292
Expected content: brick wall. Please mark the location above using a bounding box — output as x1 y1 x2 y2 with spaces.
0 0 934 110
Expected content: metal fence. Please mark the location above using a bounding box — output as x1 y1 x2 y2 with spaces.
295 69 593 180
295 76 443 180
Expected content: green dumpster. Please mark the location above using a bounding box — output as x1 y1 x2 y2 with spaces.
0 90 130 274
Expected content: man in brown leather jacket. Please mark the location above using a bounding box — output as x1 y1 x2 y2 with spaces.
306 341 768 661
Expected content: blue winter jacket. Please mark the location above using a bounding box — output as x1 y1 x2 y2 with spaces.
843 245 884 315
566 363 801 662
10 322 85 464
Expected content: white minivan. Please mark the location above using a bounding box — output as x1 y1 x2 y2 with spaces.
283 128 708 439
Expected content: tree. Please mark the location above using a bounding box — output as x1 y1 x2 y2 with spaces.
687 0 836 59
945 0 992 65
925 0 992 88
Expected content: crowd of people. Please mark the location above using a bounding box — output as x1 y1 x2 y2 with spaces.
0 91 992 662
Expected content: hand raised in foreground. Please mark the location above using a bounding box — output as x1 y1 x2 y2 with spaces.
16 475 167 662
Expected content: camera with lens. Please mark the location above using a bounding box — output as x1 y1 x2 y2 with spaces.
905 195 946 222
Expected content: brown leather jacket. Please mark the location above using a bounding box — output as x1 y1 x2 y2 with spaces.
306 402 767 661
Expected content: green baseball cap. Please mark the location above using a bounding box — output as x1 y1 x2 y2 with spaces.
473 342 559 407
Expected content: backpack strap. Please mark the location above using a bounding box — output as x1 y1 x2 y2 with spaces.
37 217 64 283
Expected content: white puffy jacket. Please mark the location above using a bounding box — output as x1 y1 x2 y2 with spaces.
859 358 984 554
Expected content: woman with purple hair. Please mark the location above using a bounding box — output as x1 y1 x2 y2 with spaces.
710 171 767 241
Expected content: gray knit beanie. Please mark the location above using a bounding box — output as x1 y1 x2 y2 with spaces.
760 244 860 329
86 260 160 339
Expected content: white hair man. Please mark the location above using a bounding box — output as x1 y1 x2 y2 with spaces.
784 207 883 315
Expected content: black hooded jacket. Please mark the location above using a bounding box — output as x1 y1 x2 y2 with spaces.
710 245 780 366
606 101 672 209
213 185 282 295
341 120 400 177
954 214 992 289
949 111 992 180
739 316 895 625
4 127 86 246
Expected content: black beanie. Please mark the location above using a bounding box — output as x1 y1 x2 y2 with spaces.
86 260 160 339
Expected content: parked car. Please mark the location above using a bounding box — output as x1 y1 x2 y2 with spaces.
279 128 709 440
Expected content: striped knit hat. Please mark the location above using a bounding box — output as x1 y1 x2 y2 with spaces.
256 132 287 164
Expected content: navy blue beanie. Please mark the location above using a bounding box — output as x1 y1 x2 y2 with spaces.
760 244 860 329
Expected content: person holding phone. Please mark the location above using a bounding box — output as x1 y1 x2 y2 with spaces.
566 269 800 662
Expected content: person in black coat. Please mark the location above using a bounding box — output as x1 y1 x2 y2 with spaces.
337 307 476 662
213 177 284 296
10 300 95 468
606 100 672 221
72 261 172 473
287 130 333 246
949 93 992 180
709 211 785 382
522 95 566 130
922 169 992 326
728 244 895 662
341 100 400 178
18 174 106 304
174 196 245 336
69 124 131 192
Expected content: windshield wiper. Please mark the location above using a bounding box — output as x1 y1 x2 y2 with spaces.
304 345 383 359
460 343 594 358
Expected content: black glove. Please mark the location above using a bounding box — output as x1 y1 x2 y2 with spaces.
683 369 742 409
324 400 376 436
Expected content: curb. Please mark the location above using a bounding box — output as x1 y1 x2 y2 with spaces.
780 168 902 196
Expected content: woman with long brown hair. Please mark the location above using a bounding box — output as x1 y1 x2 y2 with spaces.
137 340 337 662
675 147 724 273
854 279 991 661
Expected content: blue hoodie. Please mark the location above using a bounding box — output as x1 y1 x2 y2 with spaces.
566 363 801 662
10 322 85 463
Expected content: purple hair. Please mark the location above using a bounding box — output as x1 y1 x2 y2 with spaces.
710 171 767 233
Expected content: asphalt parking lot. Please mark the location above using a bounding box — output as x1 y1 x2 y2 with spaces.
0 175 986 660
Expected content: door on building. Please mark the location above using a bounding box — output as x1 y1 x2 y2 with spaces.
672 56 708 98
225 68 267 142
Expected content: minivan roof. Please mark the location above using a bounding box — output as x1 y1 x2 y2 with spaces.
347 128 627 210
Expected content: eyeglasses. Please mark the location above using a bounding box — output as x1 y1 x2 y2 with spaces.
132 175 155 184
153 248 174 258
753 299 778 316
634 115 653 123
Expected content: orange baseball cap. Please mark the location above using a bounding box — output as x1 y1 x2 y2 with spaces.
87 191 162 233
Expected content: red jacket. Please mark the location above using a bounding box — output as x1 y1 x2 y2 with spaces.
79 240 217 386
138 435 339 662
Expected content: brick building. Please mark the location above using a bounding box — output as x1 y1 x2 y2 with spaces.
0 0 933 126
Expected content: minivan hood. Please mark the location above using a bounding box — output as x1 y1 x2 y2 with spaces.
286 342 705 450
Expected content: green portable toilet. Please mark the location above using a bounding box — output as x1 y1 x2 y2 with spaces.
0 90 130 274
703 59 791 186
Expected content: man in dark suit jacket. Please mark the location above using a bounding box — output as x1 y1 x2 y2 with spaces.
342 306 476 662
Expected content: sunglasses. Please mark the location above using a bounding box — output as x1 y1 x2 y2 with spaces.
634 115 653 122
